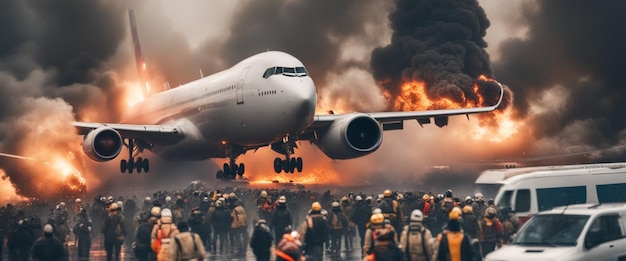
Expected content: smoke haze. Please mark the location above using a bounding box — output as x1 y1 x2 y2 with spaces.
1 0 625 202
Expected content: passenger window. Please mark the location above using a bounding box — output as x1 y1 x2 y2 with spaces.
585 215 624 249
536 186 586 211
597 183 626 203
515 189 531 212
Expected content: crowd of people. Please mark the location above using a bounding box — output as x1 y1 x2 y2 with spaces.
0 184 521 261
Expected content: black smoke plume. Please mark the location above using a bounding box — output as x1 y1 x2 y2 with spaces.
493 0 626 159
371 0 509 109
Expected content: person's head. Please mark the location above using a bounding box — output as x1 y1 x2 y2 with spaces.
43 224 54 238
161 208 173 223
177 220 189 232
310 202 322 213
410 209 423 223
370 213 384 225
383 189 392 198
485 207 497 219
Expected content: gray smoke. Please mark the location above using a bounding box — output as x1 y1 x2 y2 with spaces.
493 0 626 160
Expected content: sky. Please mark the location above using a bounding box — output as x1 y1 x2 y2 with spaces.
1 0 625 200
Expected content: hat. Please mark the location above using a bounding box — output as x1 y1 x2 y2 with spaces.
278 196 286 204
150 206 162 217
161 208 172 218
311 202 321 211
109 202 119 211
355 196 363 201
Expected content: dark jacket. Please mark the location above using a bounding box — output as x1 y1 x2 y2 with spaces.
31 234 68 261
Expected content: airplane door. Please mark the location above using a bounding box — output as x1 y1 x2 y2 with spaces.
236 66 250 104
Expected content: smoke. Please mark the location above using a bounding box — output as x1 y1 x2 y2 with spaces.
371 0 510 110
493 0 626 159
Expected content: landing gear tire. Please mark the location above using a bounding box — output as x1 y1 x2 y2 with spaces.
127 159 134 174
296 157 303 172
238 163 245 176
136 157 143 173
274 158 282 173
143 159 150 173
223 163 230 176
121 159 128 173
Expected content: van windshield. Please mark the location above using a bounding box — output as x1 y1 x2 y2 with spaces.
513 214 589 246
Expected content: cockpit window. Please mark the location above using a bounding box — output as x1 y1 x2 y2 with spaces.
263 66 308 78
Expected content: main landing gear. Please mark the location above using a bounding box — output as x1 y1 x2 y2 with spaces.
220 145 245 180
120 139 150 173
272 135 303 174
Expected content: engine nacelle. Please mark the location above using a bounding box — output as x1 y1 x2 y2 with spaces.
82 127 123 162
314 113 383 159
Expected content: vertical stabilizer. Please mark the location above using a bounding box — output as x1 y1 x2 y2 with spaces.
128 9 150 96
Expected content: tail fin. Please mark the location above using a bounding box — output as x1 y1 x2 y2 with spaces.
128 9 150 96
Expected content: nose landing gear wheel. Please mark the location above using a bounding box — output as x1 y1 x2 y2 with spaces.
274 158 282 173
121 159 128 173
296 157 303 172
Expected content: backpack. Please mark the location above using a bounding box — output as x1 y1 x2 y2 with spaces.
174 233 200 261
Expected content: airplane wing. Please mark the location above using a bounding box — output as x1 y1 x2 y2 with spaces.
305 82 504 135
72 122 184 145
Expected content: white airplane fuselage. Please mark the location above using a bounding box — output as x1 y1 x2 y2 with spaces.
121 51 317 160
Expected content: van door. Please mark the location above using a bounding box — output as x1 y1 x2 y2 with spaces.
582 214 626 261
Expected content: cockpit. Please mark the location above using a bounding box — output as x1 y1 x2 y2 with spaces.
262 66 308 79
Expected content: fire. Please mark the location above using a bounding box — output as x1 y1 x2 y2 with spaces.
124 80 146 106
248 167 341 185
391 75 521 143
47 154 87 192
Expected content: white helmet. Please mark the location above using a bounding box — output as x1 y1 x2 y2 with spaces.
145 197 151 202
150 206 161 217
355 196 363 201
75 198 82 203
116 201 123 208
372 208 382 214
410 209 424 222
331 201 340 208
278 196 286 204
165 196 172 202
59 202 66 209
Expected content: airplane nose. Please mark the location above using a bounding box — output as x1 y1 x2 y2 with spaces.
290 80 317 120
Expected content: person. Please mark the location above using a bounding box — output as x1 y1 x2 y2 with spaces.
250 219 273 261
102 202 126 261
151 208 180 261
472 193 487 219
378 189 404 234
7 219 34 261
229 200 248 253
275 228 303 261
212 199 232 254
270 196 293 246
299 202 329 261
351 195 372 253
461 205 479 241
31 224 68 261
256 190 273 221
478 207 502 257
327 201 348 254
435 210 473 261
135 207 160 261
169 220 206 261
399 210 435 261
72 208 93 260
188 207 210 251
340 196 356 250
363 212 402 261
499 207 520 245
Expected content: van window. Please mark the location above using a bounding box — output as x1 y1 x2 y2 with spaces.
536 186 586 211
596 183 626 203
515 189 531 212
497 190 514 208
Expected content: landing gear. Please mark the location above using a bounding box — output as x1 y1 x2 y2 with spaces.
218 145 245 180
273 156 303 173
271 135 303 174
223 162 245 179
120 139 149 174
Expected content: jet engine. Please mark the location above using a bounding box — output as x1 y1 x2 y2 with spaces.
314 113 383 159
82 127 123 162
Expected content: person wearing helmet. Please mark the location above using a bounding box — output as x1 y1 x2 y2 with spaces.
143 196 152 212
32 224 68 261
461 205 480 240
212 199 232 254
298 202 329 261
270 196 292 246
170 220 206 261
340 196 356 251
328 201 349 254
499 206 520 245
472 192 487 219
151 208 179 261
74 198 83 215
188 207 210 253
256 190 273 222
73 207 93 259
230 200 248 253
102 202 127 261
134 207 158 261
351 194 372 253
362 212 402 261
435 209 474 261
399 210 435 261
378 189 405 236
477 207 502 257
250 219 273 261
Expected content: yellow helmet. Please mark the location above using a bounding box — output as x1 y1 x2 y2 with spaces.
449 207 462 220
422 194 430 201
463 205 473 214
383 189 392 197
311 202 322 211
370 213 384 224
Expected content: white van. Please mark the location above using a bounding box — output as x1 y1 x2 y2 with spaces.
489 162 626 223
486 203 626 261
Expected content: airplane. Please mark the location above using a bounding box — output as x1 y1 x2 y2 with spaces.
73 9 504 177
